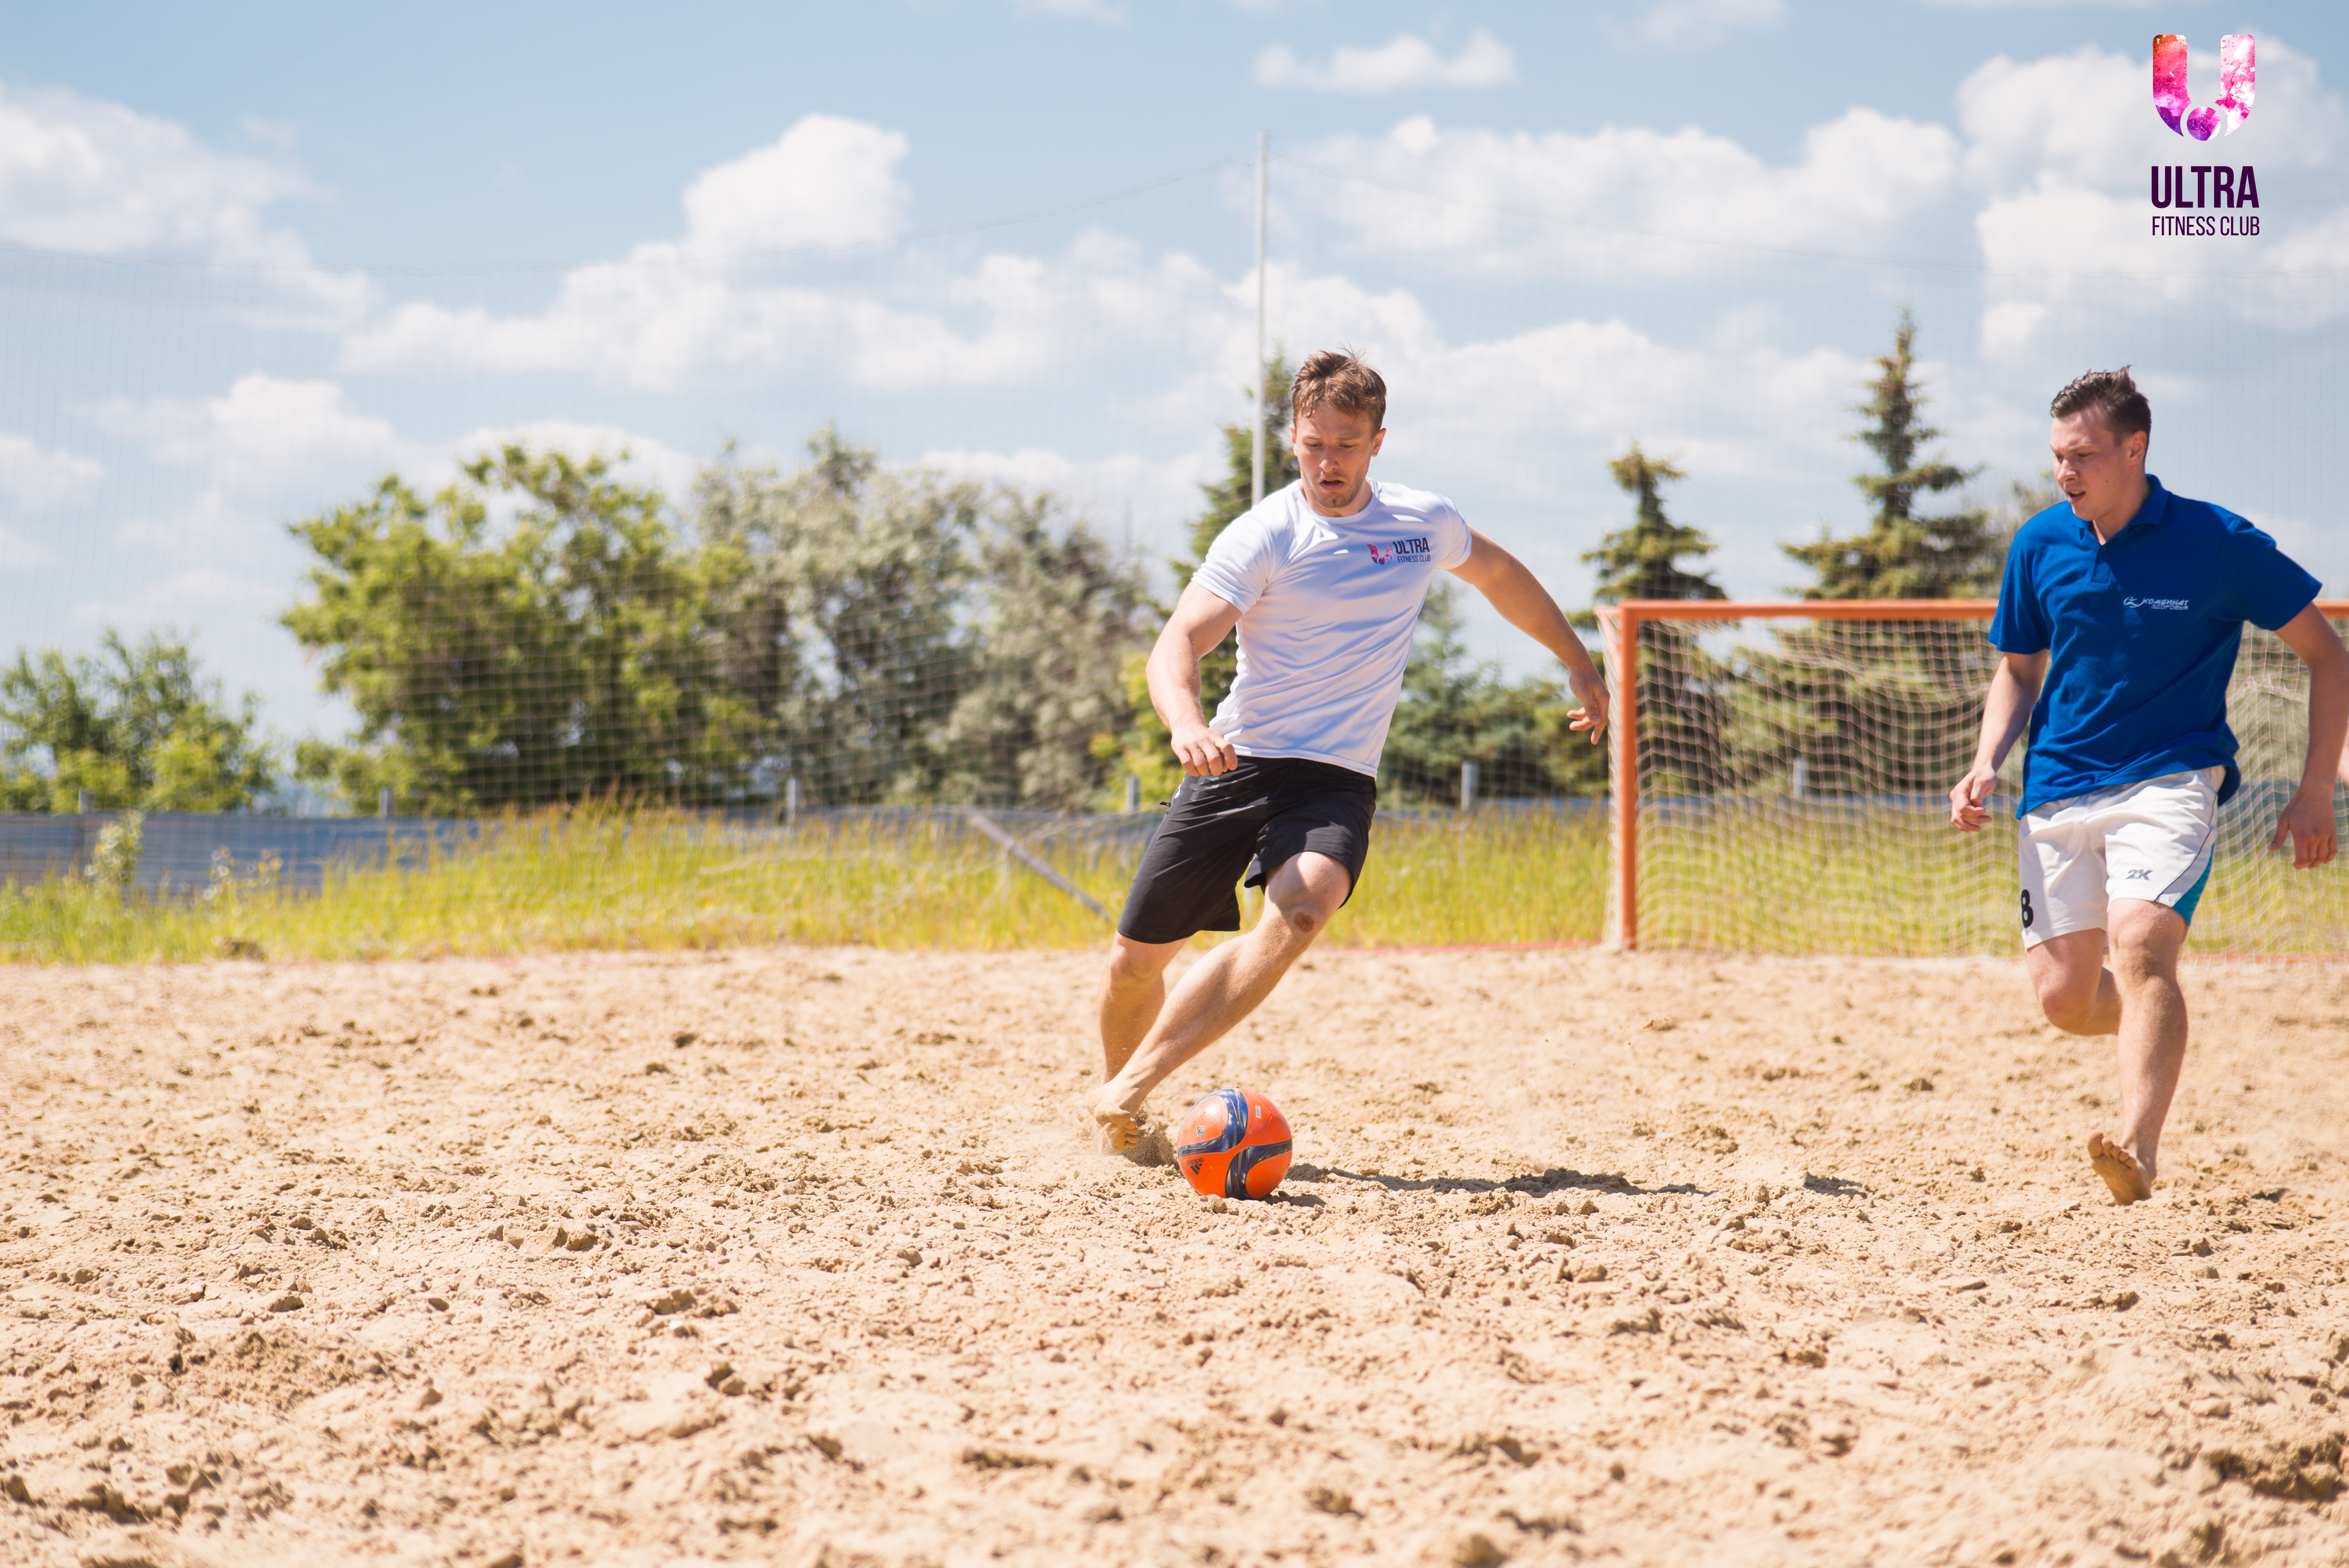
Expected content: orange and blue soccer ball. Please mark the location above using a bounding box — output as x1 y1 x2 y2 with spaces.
1174 1087 1292 1201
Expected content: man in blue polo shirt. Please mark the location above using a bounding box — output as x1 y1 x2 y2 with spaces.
1950 367 2347 1206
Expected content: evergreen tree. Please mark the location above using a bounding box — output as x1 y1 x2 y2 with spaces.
1379 581 1608 807
1583 444 1726 610
1784 310 1997 600
1731 315 2007 799
1114 355 1297 803
1574 444 1729 797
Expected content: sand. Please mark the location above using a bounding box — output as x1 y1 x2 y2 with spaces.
3 944 2347 1568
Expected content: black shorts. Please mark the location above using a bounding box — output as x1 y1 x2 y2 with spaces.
1117 756 1378 944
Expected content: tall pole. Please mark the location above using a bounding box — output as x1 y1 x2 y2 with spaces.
1251 130 1267 511
1607 606 1641 951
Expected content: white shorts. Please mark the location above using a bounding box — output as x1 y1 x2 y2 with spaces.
2017 767 2221 949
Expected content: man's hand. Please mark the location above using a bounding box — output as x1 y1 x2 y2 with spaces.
2272 787 2339 869
1170 720 1239 778
1948 763 2001 832
1565 667 1608 744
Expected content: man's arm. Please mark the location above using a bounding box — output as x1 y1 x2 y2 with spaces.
2271 603 2347 869
1447 529 1608 743
1949 649 2047 831
1148 581 1246 777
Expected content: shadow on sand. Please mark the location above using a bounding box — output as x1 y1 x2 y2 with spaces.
1284 1162 1706 1199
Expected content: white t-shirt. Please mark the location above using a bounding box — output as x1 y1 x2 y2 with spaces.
1190 478 1474 777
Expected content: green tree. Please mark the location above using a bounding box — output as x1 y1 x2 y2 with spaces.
1784 309 1997 600
1380 583 1609 807
1582 444 1726 611
1113 355 1298 803
1576 444 1727 798
938 494 1150 810
287 447 749 814
695 429 981 806
1721 314 2008 799
0 629 273 813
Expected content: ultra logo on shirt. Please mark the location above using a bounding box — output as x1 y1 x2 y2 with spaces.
1365 537 1432 565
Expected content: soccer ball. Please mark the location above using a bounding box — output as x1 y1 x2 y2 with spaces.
1173 1087 1292 1201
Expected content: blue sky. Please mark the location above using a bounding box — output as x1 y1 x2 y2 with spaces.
2 0 2344 742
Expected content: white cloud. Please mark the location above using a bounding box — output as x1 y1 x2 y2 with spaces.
1255 29 1517 93
448 421 703 504
678 115 909 258
921 445 1219 546
344 114 1014 391
1011 0 1125 20
1630 0 1787 51
103 374 402 497
0 80 368 321
1297 109 1964 279
348 203 1240 398
0 431 102 508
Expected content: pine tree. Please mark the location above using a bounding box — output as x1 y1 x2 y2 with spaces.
1736 313 2005 798
1574 444 1728 796
1784 310 1996 600
1583 444 1726 610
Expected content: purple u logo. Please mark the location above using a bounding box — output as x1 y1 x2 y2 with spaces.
2153 34 2255 140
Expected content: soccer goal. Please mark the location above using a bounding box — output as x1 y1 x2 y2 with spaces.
1593 600 2349 957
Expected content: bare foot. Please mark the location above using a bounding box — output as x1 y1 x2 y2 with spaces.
1088 1083 1142 1155
2087 1131 2153 1205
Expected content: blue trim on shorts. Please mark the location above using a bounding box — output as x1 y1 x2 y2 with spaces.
2170 857 2214 926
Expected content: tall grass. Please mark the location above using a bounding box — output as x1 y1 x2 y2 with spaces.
0 809 1611 964
2 802 2337 965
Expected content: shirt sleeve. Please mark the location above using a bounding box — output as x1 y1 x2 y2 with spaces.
1191 508 1280 613
1434 501 1474 571
1987 533 2048 654
2217 519 2320 631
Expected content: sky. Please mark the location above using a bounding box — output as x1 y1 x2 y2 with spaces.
2 0 2344 748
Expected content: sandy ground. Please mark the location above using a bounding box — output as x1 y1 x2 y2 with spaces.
3 946 2348 1568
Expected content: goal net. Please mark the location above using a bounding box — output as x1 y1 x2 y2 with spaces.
1596 601 2349 957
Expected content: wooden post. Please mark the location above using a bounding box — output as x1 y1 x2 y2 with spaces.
1608 606 1641 951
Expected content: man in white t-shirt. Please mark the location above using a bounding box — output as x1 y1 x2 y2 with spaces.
1089 349 1609 1156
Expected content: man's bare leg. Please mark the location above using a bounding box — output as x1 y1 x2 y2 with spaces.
1100 935 1184 1083
2095 899 2190 1201
1087 852 1350 1150
2025 906 2189 1203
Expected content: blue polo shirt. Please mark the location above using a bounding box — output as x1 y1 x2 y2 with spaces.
1989 475 2319 816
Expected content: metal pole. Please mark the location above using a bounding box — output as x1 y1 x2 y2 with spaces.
785 775 801 827
1460 761 1478 815
1251 129 1267 511
378 785 394 820
1607 609 1641 950
1125 775 1141 815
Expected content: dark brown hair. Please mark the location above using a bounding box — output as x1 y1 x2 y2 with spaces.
2050 367 2151 442
1291 348 1387 431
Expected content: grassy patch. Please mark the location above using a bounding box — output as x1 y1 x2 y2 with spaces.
2 802 2336 964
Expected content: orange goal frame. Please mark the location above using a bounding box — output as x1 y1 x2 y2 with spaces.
1590 599 2349 951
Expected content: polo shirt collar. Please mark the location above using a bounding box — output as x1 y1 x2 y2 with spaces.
2083 474 2168 544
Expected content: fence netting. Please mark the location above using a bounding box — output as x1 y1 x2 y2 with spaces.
1 137 2346 957
1610 612 2349 956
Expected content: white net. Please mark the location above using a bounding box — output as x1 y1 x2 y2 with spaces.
1604 606 2349 957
